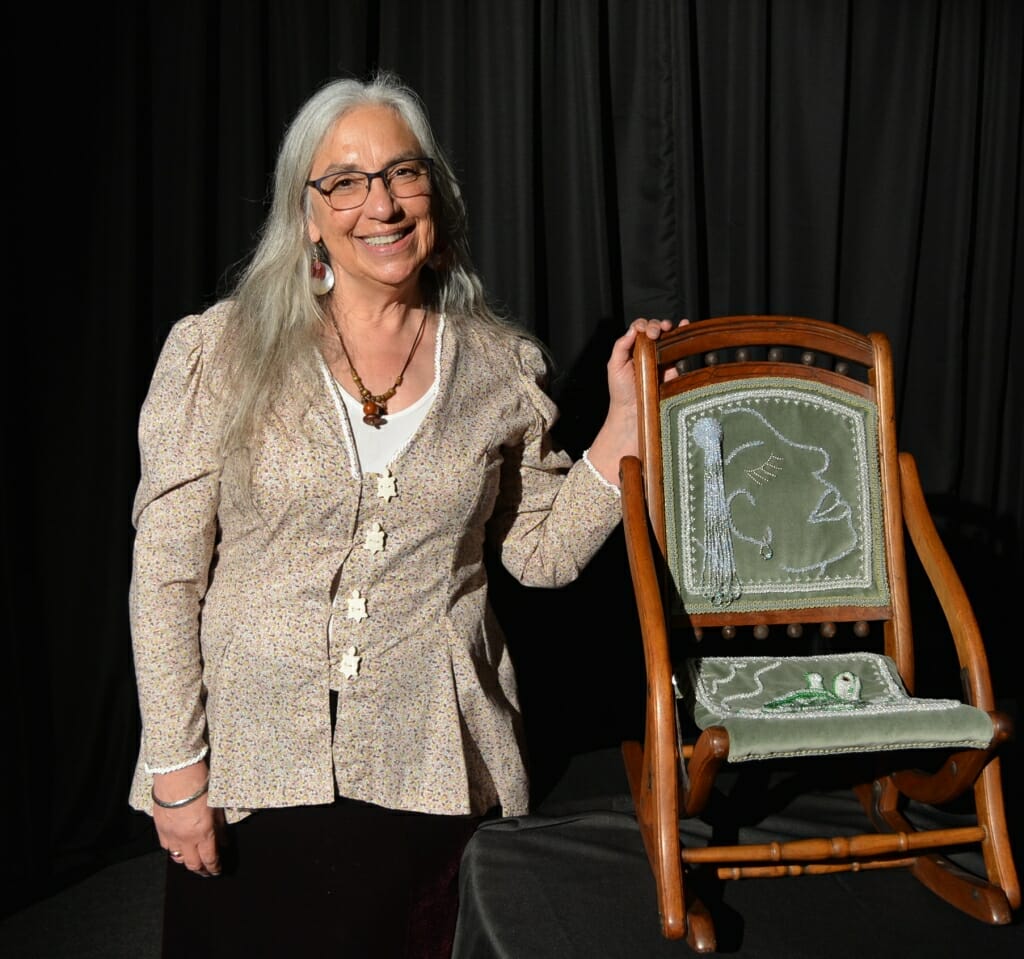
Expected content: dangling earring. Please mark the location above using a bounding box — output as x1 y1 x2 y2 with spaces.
427 238 450 271
310 244 335 296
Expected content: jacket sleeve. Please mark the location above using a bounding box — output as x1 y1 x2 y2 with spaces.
488 337 622 588
129 313 223 775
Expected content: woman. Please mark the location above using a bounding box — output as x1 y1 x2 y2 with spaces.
129 69 678 957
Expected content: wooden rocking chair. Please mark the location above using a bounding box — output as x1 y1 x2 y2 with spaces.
619 314 1020 951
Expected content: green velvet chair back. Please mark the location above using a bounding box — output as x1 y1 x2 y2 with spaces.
661 376 889 616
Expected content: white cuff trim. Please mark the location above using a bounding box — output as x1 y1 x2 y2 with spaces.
582 449 621 497
144 744 209 775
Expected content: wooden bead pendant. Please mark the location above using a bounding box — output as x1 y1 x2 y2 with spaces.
362 401 385 427
330 309 429 430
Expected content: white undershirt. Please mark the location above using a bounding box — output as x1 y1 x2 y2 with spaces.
338 378 438 474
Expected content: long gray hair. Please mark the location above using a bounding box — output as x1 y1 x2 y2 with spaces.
218 69 530 458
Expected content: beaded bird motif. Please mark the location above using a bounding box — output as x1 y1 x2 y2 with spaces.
761 670 865 711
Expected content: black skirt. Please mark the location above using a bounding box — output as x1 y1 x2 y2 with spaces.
162 795 483 959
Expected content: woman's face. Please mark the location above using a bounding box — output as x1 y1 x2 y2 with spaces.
307 104 436 303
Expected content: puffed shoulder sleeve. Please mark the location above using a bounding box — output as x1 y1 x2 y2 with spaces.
489 337 622 588
129 311 225 778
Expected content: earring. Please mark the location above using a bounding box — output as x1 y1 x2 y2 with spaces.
310 244 335 296
427 239 450 271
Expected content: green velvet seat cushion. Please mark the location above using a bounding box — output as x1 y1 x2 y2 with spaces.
682 652 994 762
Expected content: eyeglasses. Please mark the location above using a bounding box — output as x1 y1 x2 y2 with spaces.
306 157 434 211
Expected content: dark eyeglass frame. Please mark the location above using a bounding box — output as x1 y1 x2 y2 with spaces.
306 156 435 210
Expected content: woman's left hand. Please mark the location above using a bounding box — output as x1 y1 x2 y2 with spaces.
586 317 689 485
606 317 686 407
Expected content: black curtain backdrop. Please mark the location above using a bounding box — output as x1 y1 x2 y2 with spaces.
6 0 1022 918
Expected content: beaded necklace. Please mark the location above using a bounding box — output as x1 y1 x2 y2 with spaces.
331 309 429 428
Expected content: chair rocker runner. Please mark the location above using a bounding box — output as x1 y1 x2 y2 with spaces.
619 314 1019 951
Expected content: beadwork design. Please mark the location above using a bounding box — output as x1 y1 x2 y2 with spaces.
762 670 864 711
662 378 889 614
690 654 966 720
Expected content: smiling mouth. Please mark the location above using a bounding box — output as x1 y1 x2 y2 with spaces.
360 228 412 247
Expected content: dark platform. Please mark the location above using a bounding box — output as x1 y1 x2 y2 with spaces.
452 748 1024 959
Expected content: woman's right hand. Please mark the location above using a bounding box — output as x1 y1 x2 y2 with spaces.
152 761 223 877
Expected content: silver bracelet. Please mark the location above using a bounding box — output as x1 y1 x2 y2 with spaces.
152 777 210 809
